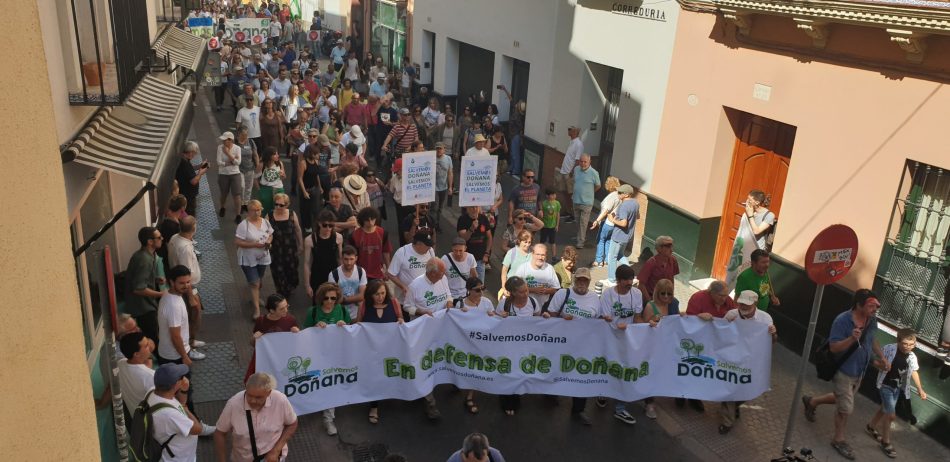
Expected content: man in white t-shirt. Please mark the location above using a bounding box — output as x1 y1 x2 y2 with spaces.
235 96 262 143
387 232 436 303
157 265 209 420
512 244 560 307
117 332 155 412
557 126 583 221
464 134 490 158
148 363 205 461
328 245 367 320
599 264 645 424
405 258 452 316
442 238 478 300
719 290 777 434
546 267 602 426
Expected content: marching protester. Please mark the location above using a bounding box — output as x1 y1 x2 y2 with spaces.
599 264 644 423
235 200 274 320
443 237 478 302
303 210 344 303
304 282 351 435
214 373 298 462
328 245 368 321
511 244 560 308
357 280 405 424
496 276 548 415
866 328 927 458
388 232 437 306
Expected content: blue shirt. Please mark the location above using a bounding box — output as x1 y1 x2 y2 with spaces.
571 166 600 205
370 81 388 98
829 310 878 378
330 46 347 65
281 50 296 69
610 199 640 244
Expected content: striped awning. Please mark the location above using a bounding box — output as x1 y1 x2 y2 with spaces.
153 26 207 73
66 75 192 183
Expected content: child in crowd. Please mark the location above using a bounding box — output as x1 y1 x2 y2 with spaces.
866 328 927 458
539 188 561 261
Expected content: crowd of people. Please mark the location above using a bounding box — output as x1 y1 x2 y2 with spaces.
108 2 935 461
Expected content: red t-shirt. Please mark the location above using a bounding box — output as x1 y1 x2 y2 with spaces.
685 290 736 318
638 255 680 300
349 226 393 279
253 314 299 334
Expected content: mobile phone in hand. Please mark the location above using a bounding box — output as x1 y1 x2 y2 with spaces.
200 161 210 169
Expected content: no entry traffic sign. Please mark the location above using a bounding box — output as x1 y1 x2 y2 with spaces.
804 224 858 285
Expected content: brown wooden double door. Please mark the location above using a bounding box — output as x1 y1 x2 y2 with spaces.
711 112 796 280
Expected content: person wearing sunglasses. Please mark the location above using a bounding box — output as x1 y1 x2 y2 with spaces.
302 210 343 301
452 276 495 416
303 282 351 436
645 278 689 412
636 235 679 303
508 169 541 224
267 193 302 300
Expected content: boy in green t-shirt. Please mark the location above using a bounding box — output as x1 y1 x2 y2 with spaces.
539 189 561 261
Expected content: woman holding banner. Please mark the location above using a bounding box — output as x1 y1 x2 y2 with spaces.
303 282 351 436
495 276 548 415
454 277 495 415
356 280 405 424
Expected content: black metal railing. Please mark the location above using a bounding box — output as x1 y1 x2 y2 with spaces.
68 0 150 105
157 0 201 23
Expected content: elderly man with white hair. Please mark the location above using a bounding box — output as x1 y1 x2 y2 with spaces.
214 373 298 462
404 258 453 317
571 154 601 248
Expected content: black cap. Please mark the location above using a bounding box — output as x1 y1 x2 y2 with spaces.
412 231 433 247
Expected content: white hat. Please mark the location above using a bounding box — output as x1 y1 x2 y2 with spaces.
218 131 235 141
349 125 365 145
377 72 386 79
343 174 367 196
736 290 759 306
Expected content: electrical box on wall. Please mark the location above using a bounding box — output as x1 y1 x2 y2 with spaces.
549 120 557 135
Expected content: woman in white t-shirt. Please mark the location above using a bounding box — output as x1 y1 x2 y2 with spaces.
495 276 549 415
453 276 495 416
443 240 478 300
235 200 274 319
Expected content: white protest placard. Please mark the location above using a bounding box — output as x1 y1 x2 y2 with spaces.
257 311 773 415
401 151 437 206
459 155 498 207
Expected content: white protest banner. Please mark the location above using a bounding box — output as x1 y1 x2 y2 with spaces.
401 151 437 206
257 311 772 416
224 18 270 44
459 155 497 207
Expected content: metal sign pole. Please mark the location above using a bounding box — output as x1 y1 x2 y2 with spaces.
781 283 825 451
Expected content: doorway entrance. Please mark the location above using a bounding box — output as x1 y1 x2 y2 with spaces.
711 110 796 280
457 42 495 112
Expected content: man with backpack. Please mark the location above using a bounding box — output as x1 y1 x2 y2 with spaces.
545 267 604 425
328 245 368 321
132 363 209 461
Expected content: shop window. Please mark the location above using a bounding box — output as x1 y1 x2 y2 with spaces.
874 160 950 345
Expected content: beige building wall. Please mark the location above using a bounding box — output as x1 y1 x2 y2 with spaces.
652 10 950 289
0 1 99 459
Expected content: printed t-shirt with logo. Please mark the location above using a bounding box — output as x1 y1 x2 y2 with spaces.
442 253 477 299
541 199 561 229
548 289 601 319
511 263 560 306
509 183 540 215
734 268 771 311
405 274 452 314
495 296 541 317
388 244 435 288
328 265 368 320
599 286 645 327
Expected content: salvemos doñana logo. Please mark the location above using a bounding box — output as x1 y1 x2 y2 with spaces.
282 355 358 397
676 338 751 384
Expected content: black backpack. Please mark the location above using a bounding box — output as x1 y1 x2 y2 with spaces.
331 266 365 285
503 296 538 316
129 390 177 462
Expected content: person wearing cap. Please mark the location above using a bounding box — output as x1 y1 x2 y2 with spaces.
717 290 777 435
370 72 389 99
341 125 367 159
557 126 584 221
147 363 211 460
381 107 419 156
598 264 646 423
511 244 560 307
604 183 640 286
734 248 781 312
638 235 680 303
433 142 454 224
802 290 885 460
465 132 490 158
387 231 436 306
342 93 369 130
546 266 604 425
217 131 245 224
214 372 298 462
342 174 371 212
442 238 478 301
330 39 347 70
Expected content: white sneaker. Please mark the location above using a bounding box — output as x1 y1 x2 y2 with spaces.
613 410 637 425
325 419 338 436
192 340 207 348
188 349 207 360
645 403 657 420
200 423 216 436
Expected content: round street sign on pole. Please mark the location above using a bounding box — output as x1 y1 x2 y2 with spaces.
781 224 859 454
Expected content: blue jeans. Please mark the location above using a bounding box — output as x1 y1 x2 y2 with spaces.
594 222 615 263
606 240 630 283
475 259 486 284
879 385 901 414
510 134 523 175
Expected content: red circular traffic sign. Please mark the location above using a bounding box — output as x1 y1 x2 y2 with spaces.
309 30 319 41
253 34 264 44
805 224 858 285
235 31 247 42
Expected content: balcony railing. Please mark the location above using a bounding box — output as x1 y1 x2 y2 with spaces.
68 0 151 105
157 0 203 24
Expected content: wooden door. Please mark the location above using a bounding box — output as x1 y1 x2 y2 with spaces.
711 113 795 279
